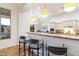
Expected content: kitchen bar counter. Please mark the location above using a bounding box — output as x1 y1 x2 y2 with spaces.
27 32 79 40
27 32 79 55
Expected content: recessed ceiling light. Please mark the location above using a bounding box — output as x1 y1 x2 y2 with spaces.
64 6 76 12
64 3 76 12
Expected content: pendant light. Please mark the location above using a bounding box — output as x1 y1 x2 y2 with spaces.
31 3 37 21
64 3 76 12
41 3 49 17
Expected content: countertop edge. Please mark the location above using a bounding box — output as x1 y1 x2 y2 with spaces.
27 32 79 40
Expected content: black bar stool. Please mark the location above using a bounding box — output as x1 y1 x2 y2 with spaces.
19 36 26 56
47 46 67 56
28 39 44 56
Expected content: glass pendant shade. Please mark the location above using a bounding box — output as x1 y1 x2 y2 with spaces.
41 9 49 17
31 3 37 22
31 15 37 21
64 3 76 12
41 9 48 15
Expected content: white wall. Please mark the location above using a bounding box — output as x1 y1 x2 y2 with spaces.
0 4 18 49
18 4 31 36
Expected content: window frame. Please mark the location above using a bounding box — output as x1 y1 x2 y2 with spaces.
0 8 11 40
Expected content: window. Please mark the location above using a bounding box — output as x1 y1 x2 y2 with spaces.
0 8 11 40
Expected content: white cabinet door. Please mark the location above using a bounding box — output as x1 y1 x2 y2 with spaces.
49 22 57 29
76 21 79 30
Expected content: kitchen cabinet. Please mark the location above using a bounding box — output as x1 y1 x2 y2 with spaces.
62 20 76 29
49 22 57 29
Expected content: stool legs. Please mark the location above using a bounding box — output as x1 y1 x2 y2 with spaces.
19 42 26 56
28 44 30 56
48 52 49 56
37 49 39 56
66 52 67 56
32 49 33 56
19 42 20 55
42 43 44 56
23 43 26 56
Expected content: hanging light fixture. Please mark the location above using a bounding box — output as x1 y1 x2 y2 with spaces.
41 3 49 17
31 3 37 21
64 3 76 12
31 15 37 21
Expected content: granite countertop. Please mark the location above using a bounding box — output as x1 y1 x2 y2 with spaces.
27 32 79 40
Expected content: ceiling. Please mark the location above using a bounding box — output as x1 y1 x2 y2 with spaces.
17 3 79 17
26 3 64 16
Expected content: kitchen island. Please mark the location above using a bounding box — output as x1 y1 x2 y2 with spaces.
27 32 79 56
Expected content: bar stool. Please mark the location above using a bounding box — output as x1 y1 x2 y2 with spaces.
19 36 26 56
28 39 44 56
47 46 67 56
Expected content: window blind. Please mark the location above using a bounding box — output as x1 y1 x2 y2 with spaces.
0 7 11 17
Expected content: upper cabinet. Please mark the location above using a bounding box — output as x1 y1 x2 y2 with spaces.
76 20 79 30
62 20 76 29
56 23 62 30
48 20 79 35
49 22 57 29
49 20 77 30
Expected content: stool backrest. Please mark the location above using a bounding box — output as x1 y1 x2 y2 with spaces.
30 39 39 44
48 46 67 55
19 36 26 41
